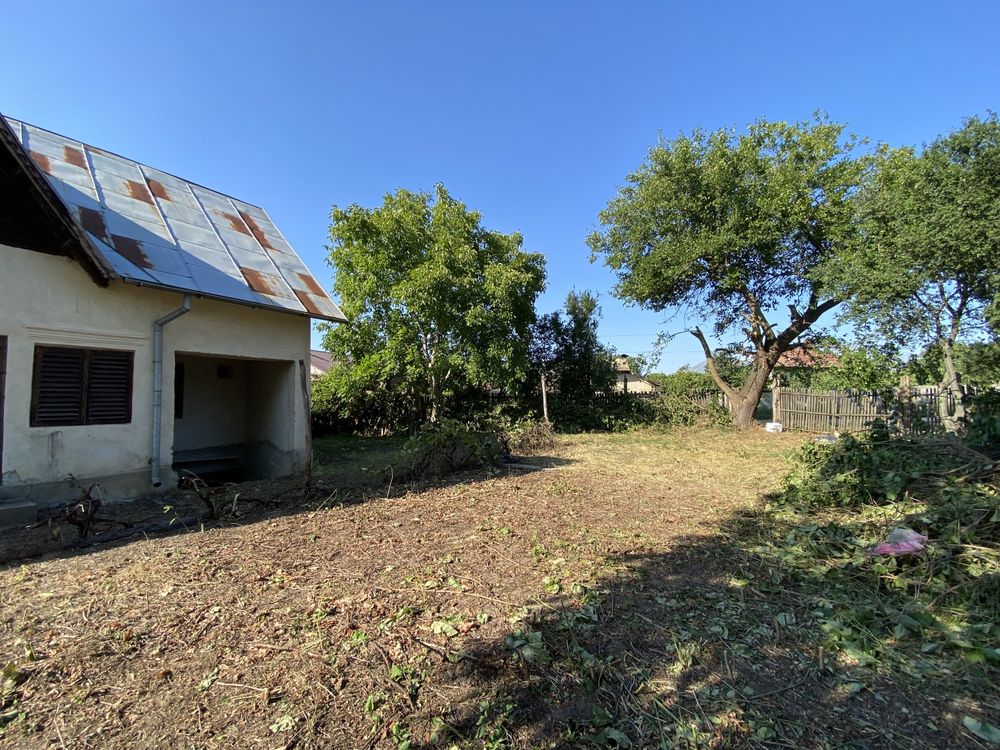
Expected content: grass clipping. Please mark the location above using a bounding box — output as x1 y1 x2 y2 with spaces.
759 429 999 697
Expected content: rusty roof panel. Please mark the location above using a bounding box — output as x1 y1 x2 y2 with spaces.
132 241 191 277
4 116 346 323
85 232 157 282
294 290 343 319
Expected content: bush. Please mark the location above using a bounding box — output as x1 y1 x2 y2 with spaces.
647 370 730 428
967 389 1000 453
394 419 503 481
546 393 656 433
777 428 993 508
311 367 414 436
506 420 557 454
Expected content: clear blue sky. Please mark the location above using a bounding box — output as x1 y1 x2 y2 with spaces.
3 1 997 371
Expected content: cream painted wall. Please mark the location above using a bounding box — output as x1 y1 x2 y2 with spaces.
174 355 250 451
612 373 659 394
0 243 312 501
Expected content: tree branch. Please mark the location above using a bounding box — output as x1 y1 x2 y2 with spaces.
690 327 739 403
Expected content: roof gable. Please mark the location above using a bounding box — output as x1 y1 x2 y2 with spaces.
2 115 346 323
0 116 112 283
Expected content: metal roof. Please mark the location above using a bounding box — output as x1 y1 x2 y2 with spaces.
3 116 346 323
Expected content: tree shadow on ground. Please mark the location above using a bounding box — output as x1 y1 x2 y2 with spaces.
410 505 994 749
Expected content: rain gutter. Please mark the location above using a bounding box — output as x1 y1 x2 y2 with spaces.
151 295 191 487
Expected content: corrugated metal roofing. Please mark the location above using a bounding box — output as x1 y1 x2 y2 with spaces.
3 116 346 323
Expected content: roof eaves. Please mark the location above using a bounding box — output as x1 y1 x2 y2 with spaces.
0 112 115 286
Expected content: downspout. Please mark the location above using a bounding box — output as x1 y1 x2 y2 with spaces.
151 295 191 487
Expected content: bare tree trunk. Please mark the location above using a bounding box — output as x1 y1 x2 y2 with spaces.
688 294 840 430
540 373 550 423
729 358 773 430
429 377 441 424
937 339 966 434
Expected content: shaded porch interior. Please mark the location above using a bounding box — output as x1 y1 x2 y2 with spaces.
172 353 297 481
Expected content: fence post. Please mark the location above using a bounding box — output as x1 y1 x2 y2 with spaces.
897 375 912 435
772 375 781 425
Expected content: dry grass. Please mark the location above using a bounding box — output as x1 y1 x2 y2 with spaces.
0 429 978 748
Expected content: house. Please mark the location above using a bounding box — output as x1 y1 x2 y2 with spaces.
0 115 347 523
771 344 840 387
310 349 334 378
611 356 659 395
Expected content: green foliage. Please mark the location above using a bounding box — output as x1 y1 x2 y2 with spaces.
777 430 985 508
907 341 1000 389
311 365 413 436
759 431 999 699
322 184 546 426
828 114 1000 400
589 115 867 426
800 344 903 391
527 291 624 431
647 369 729 428
549 393 651 433
505 630 550 664
967 389 1000 451
529 291 615 400
394 419 503 481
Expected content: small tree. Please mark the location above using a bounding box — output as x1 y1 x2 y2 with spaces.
321 185 546 426
529 291 615 402
828 114 1000 431
589 116 869 428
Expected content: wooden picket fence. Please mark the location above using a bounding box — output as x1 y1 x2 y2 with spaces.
773 382 960 435
690 389 732 412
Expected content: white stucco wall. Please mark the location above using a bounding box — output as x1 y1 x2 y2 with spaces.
0 243 312 503
613 373 658 394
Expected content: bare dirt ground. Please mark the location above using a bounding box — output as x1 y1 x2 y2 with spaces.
0 429 989 748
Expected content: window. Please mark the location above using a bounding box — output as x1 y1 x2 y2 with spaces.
31 345 134 426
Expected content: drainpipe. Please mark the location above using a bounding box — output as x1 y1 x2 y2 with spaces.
151 295 191 487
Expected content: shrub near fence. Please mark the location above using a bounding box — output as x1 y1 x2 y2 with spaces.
773 381 965 435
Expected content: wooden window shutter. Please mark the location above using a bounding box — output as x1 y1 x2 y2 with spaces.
86 350 133 424
32 347 85 426
31 346 134 426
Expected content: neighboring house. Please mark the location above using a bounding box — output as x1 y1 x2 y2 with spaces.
310 349 334 378
771 345 840 386
0 114 347 522
611 356 659 395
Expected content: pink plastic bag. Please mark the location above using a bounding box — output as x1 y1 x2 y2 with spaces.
869 528 928 556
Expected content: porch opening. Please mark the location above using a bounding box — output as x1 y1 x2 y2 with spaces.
172 353 296 482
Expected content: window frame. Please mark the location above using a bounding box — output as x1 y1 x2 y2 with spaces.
30 344 135 427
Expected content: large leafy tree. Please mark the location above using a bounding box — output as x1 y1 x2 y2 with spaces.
588 116 869 429
827 114 1000 430
321 185 546 425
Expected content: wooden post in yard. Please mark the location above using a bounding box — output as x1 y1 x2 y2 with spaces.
897 374 912 435
541 373 550 424
772 374 781 426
